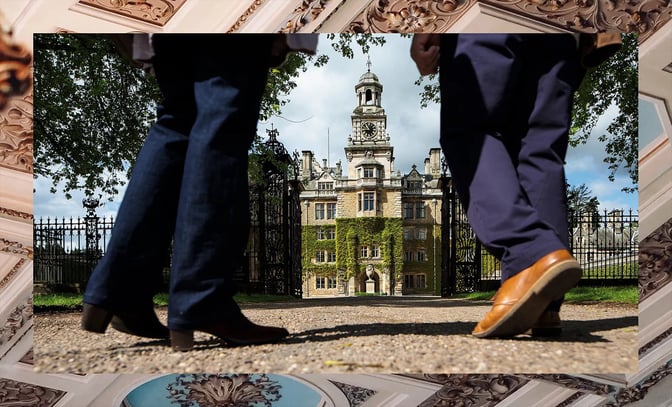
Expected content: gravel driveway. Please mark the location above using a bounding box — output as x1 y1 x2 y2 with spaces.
34 297 638 374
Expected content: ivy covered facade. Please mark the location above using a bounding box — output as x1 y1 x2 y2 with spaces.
299 63 443 297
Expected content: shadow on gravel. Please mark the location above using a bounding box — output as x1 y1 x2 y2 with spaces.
58 310 636 353
96 315 638 351
281 315 637 345
106 338 226 352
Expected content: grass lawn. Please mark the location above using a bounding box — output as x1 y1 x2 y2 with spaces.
582 262 638 279
33 285 637 310
33 293 298 310
454 285 638 304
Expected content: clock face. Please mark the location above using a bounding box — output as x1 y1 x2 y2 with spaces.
362 122 376 138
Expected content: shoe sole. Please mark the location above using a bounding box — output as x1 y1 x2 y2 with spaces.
170 329 289 351
82 303 169 339
473 259 582 338
111 317 170 339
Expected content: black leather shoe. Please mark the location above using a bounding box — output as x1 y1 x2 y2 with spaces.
529 311 562 337
170 312 289 351
82 302 169 339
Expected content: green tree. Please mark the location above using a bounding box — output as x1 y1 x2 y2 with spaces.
33 34 384 200
570 33 638 193
566 183 601 229
34 34 160 200
415 34 638 193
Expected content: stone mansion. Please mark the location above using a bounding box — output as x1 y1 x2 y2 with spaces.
299 65 443 298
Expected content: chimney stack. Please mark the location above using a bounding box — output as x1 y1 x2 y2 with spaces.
302 150 313 178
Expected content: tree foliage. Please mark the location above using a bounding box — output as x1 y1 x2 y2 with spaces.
34 34 385 200
326 33 387 59
34 34 160 199
566 183 601 229
34 34 316 199
570 33 638 193
416 34 638 192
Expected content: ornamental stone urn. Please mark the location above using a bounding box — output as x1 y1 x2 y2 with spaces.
365 264 374 281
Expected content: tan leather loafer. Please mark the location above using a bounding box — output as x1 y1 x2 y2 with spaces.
489 294 563 337
488 295 563 337
473 249 581 338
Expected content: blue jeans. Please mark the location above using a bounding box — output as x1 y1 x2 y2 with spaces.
83 35 273 329
439 34 583 310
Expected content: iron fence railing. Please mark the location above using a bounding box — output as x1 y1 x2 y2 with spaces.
34 216 114 287
569 209 638 283
34 209 637 290
479 209 638 285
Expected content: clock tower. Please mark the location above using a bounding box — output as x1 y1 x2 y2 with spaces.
298 55 443 298
345 57 395 181
350 56 389 145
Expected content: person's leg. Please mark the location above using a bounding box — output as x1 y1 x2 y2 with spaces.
511 34 584 314
439 34 582 337
164 35 284 342
82 35 196 338
439 34 566 278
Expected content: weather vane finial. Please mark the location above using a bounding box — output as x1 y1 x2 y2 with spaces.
366 55 372 72
266 124 278 140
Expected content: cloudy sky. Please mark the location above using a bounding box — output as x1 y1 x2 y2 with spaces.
34 34 638 220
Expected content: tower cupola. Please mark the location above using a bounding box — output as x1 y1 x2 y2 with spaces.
354 55 383 109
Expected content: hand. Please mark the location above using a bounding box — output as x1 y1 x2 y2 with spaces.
270 34 290 67
410 34 440 75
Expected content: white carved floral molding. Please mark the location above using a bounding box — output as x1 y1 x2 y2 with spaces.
1 2 672 406
76 0 187 27
4 0 670 37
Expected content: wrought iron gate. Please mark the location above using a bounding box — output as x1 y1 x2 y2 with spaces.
439 165 483 296
34 129 302 297
438 160 639 296
242 128 303 298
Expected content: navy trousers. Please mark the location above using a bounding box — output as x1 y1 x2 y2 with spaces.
83 35 273 330
439 34 583 311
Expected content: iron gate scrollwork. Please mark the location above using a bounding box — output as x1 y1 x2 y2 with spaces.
450 192 482 293
83 195 103 274
439 158 482 296
287 178 303 297
440 173 452 297
243 128 303 298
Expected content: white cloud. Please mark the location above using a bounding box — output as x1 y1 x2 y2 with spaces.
34 173 128 220
585 173 637 211
34 177 89 220
270 35 441 175
564 102 636 211
565 154 597 175
34 34 635 218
